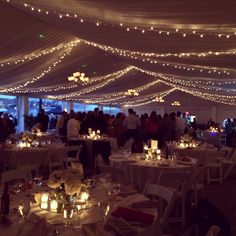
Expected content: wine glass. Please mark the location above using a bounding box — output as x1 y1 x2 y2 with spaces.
63 204 74 227
17 201 30 223
98 202 110 220
112 183 121 195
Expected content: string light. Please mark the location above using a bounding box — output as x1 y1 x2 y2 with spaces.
0 40 80 68
5 0 236 40
48 67 134 100
83 40 234 75
0 41 80 93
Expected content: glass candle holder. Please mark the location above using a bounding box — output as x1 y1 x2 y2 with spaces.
63 204 74 227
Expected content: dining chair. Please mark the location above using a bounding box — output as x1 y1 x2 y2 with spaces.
206 226 220 236
1 168 32 183
222 147 236 179
191 164 207 207
65 145 82 167
46 146 65 174
142 181 178 233
206 152 223 184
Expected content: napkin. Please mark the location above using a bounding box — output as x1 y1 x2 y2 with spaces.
104 218 137 236
80 207 101 225
111 207 155 225
131 200 159 209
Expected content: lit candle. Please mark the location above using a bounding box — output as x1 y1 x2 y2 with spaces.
180 143 185 148
41 192 49 203
151 140 158 149
50 199 58 212
41 202 48 209
18 204 24 216
80 192 89 202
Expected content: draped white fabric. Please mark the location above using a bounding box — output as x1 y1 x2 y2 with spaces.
0 0 236 106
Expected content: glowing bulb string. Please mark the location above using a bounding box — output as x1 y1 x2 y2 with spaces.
13 66 133 94
6 0 236 40
0 40 80 68
133 67 236 94
134 67 236 105
83 40 234 75
48 67 134 100
0 46 77 93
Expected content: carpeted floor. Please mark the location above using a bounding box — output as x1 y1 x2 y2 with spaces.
204 174 236 236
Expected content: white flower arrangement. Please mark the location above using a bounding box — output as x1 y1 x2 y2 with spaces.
48 169 82 196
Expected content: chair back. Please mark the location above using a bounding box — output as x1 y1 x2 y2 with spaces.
206 226 220 236
143 181 178 229
124 138 134 150
65 145 82 162
219 146 234 159
1 168 32 183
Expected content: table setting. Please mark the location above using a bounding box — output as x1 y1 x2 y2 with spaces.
0 164 160 236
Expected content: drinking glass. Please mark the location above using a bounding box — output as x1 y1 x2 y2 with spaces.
98 202 110 220
63 204 74 227
17 201 30 223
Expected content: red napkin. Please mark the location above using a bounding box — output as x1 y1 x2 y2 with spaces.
111 207 154 225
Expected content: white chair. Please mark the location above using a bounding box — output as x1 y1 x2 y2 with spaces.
206 226 220 236
1 168 32 183
46 146 65 174
206 153 223 184
142 181 178 233
191 164 207 207
222 148 236 179
65 145 82 167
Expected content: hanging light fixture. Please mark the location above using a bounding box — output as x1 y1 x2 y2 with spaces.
125 89 139 97
171 101 181 106
156 96 164 102
68 72 89 84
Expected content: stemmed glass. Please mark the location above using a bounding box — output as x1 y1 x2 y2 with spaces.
98 202 110 221
63 204 74 227
17 201 30 223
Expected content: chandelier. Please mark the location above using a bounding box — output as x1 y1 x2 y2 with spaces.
125 89 139 97
171 101 181 106
68 72 89 84
156 96 164 102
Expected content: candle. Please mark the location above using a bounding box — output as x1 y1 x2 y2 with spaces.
50 199 58 212
18 204 24 216
151 140 158 149
156 149 161 154
41 202 48 209
80 192 89 202
41 192 49 203
180 143 185 148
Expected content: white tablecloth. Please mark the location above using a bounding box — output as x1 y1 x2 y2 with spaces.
110 154 193 192
0 182 160 236
0 144 64 171
167 145 218 164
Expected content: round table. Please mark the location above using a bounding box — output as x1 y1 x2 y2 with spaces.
0 144 64 172
110 154 194 192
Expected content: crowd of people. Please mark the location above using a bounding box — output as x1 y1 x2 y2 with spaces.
2 107 236 148
51 108 189 149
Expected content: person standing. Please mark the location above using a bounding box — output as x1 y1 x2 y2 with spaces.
176 111 186 139
67 113 80 139
37 109 49 132
123 108 140 140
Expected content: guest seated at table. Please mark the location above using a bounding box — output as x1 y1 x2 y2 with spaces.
67 113 80 139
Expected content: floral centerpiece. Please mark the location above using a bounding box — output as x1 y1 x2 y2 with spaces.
48 169 83 201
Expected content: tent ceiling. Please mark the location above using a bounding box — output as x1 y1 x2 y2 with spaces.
1 0 236 107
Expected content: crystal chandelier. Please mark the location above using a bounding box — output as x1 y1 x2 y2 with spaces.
125 89 139 96
68 72 89 84
171 101 181 106
156 96 164 102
